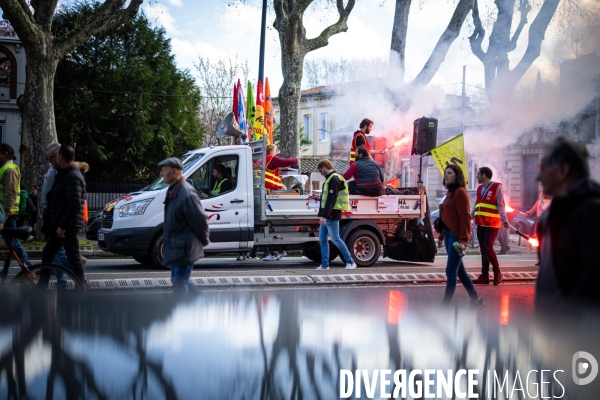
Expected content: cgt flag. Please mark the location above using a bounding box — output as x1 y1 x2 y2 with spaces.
430 134 468 186
264 78 274 145
253 80 265 141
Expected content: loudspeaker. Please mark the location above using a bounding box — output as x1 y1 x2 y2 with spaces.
411 117 437 155
217 112 246 140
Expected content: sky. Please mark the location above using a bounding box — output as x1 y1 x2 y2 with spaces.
141 0 592 99
142 0 525 96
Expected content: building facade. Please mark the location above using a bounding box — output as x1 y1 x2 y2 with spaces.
0 36 25 164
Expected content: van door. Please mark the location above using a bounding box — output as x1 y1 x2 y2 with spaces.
186 149 248 250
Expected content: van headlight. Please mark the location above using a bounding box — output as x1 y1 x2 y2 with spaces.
119 199 153 217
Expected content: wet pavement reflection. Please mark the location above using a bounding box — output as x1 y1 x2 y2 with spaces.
0 288 598 399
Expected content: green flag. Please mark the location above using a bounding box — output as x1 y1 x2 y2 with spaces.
246 81 255 139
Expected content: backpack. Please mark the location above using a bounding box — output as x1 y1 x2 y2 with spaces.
18 191 36 216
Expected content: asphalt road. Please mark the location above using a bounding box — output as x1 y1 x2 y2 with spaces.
77 253 539 279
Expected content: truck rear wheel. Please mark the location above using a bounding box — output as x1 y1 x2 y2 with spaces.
151 232 167 269
303 246 340 264
346 230 381 267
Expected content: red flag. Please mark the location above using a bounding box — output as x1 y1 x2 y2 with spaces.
232 82 239 122
264 78 273 145
386 177 400 188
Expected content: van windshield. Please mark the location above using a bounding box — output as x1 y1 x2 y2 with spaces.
143 153 205 191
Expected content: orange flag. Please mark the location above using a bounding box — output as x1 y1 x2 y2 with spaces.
264 78 274 145
253 80 265 141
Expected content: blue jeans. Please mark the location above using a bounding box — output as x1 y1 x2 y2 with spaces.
443 230 478 304
170 263 200 294
319 219 354 267
2 216 31 267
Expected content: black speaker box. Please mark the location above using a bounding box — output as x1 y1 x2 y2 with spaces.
411 117 438 155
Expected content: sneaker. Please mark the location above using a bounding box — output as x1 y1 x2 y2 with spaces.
26 235 34 241
81 257 88 267
493 273 503 286
470 298 486 310
345 263 357 269
315 265 329 270
236 254 246 261
275 251 287 260
262 254 276 261
472 275 490 285
248 252 257 259
84 277 92 290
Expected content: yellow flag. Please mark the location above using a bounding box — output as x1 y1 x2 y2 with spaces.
430 134 468 186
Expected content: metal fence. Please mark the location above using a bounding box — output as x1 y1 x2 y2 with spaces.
86 182 147 210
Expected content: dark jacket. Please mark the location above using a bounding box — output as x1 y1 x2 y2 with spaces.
536 178 600 305
343 157 384 187
163 177 210 266
47 164 86 231
318 171 344 220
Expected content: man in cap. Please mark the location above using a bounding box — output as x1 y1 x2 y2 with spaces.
159 157 210 294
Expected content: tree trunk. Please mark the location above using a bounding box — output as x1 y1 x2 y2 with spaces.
19 38 58 239
274 0 355 158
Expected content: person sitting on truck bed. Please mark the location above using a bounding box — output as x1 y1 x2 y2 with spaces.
342 146 385 196
265 144 299 190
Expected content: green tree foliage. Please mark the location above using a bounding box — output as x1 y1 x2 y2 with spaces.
53 4 203 182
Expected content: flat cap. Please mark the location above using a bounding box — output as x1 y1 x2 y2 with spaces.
158 157 183 170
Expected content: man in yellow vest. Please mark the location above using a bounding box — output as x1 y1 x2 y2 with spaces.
0 143 33 270
472 166 509 286
314 159 356 270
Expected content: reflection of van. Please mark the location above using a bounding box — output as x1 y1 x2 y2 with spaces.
98 144 437 268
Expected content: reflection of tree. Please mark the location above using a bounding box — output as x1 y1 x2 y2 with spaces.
0 292 183 399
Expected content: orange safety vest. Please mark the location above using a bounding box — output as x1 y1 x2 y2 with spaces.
264 154 283 190
474 182 503 228
349 131 371 164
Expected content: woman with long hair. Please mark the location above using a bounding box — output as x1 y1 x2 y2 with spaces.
439 164 484 307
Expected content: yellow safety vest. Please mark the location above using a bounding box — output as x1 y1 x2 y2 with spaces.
0 162 20 214
321 173 350 211
474 182 502 228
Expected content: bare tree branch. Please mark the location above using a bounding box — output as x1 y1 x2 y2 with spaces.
506 0 560 87
0 0 43 48
468 0 488 63
410 0 474 89
31 0 58 29
305 0 355 53
389 0 412 82
508 0 531 52
53 0 143 59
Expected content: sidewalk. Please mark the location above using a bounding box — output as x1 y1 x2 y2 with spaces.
436 235 534 256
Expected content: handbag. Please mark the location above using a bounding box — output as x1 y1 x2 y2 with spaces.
433 215 447 234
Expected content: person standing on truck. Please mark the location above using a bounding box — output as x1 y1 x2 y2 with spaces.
349 118 380 164
158 157 210 294
314 159 356 270
472 167 509 286
264 144 299 190
438 164 484 307
342 146 384 196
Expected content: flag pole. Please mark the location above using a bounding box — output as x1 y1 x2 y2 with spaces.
258 0 267 82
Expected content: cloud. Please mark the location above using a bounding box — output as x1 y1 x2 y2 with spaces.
143 3 180 35
168 0 184 7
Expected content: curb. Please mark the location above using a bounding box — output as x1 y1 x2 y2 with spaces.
1 247 121 258
39 270 539 291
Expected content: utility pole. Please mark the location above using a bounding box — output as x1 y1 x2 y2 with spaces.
258 0 267 82
460 65 466 134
